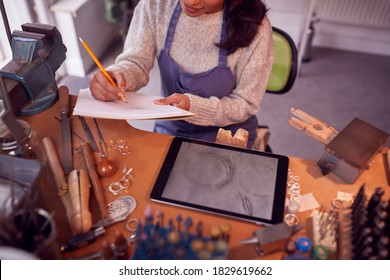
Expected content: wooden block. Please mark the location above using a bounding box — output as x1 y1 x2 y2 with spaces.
215 128 248 148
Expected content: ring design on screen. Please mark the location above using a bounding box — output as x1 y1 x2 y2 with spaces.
238 161 276 197
183 152 234 189
236 191 253 215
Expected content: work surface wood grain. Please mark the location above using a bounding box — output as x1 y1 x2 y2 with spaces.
21 96 390 260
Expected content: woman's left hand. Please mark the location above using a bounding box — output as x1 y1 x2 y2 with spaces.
154 93 190 111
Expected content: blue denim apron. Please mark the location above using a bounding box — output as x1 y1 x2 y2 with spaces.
155 2 257 148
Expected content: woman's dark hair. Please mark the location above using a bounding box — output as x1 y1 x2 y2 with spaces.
216 0 268 54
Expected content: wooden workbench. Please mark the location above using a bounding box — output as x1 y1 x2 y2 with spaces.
21 96 390 260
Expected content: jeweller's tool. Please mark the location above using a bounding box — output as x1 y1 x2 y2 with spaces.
93 118 117 177
288 107 339 145
240 223 304 256
42 137 75 231
42 137 93 235
289 108 389 183
42 137 68 195
0 20 66 116
54 116 86 143
68 169 92 234
82 143 107 219
91 210 129 229
60 226 106 253
78 37 127 103
78 116 99 152
60 196 135 253
59 85 73 174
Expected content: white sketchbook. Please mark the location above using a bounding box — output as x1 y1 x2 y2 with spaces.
73 88 195 120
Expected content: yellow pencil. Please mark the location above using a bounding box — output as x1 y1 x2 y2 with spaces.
79 37 127 103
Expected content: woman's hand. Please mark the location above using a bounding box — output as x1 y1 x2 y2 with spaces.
89 71 127 101
154 93 190 111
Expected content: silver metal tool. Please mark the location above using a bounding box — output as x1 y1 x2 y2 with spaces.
78 116 99 152
60 226 105 253
240 223 304 246
60 208 130 252
59 85 73 174
91 211 129 229
93 118 108 156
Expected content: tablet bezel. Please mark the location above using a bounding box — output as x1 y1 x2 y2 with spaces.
150 137 289 225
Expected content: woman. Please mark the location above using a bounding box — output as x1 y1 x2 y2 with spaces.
90 0 274 148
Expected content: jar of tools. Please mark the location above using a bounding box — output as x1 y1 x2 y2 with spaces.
0 118 46 164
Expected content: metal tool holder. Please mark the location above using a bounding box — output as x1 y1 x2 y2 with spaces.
336 185 390 260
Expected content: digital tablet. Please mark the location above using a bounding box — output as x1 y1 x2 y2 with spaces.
150 137 289 225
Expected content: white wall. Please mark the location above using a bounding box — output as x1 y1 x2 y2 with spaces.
265 0 390 57
313 0 390 57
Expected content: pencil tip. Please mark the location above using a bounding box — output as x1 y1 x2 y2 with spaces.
78 37 83 42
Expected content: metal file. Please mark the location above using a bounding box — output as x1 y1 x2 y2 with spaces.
59 86 73 174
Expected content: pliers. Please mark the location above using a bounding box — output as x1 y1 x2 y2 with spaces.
288 108 339 145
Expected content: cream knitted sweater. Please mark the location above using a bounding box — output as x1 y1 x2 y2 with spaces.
107 0 274 127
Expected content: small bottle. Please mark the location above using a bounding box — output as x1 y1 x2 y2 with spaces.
102 240 117 260
113 230 131 259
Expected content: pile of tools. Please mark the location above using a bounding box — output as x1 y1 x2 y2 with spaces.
337 185 390 259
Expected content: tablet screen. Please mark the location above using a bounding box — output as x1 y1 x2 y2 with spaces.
150 137 289 225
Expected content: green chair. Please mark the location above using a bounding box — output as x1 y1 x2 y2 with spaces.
254 27 298 151
266 27 298 94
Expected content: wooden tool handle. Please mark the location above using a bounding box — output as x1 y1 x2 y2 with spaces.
58 85 70 116
387 150 390 176
41 136 76 233
82 143 107 218
68 169 92 234
42 137 67 193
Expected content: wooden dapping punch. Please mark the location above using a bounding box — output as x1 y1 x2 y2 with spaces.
68 169 92 234
42 137 80 234
42 137 68 195
43 137 93 234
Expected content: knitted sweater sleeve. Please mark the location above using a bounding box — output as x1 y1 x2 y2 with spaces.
185 17 274 127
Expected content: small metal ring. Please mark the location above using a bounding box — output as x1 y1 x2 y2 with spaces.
331 198 346 209
119 146 131 155
119 178 130 188
109 181 126 195
126 218 139 232
284 213 299 226
290 194 302 204
115 139 126 147
291 182 301 189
